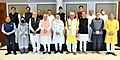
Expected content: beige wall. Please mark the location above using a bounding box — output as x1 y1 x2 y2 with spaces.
96 3 117 18
66 4 87 17
8 5 27 14
37 4 56 16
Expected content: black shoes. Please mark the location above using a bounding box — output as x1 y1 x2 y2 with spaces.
66 51 70 54
105 52 110 55
5 53 11 55
5 52 17 55
42 52 47 54
54 51 58 54
42 52 51 54
14 53 17 55
48 52 51 54
105 52 117 56
54 51 63 54
111 52 117 56
60 51 63 54
73 52 76 55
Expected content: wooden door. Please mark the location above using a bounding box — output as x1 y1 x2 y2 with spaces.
118 1 120 46
0 3 6 46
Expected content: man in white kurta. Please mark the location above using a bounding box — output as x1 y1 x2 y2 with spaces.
87 9 96 41
52 14 65 54
65 12 79 55
29 12 40 54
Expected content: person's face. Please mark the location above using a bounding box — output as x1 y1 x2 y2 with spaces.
47 11 51 15
70 14 75 20
37 10 41 15
89 10 93 15
79 7 83 12
43 14 47 20
11 8 16 13
6 17 11 23
59 9 63 13
82 12 86 18
56 15 60 20
33 12 37 18
96 13 100 18
26 8 30 12
109 13 115 20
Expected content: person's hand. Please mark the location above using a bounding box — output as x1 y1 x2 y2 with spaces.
109 31 114 36
6 32 10 35
56 32 60 35
44 29 47 33
96 31 100 34
76 34 78 38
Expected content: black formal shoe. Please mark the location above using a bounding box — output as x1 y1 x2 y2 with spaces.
60 51 63 54
21 52 24 54
48 52 51 54
111 52 117 56
73 52 76 55
66 51 70 54
14 53 17 55
5 53 11 55
54 51 58 54
105 52 110 55
42 52 47 54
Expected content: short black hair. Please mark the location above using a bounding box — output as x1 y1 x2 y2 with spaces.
79 5 83 8
11 7 16 10
59 6 63 10
47 9 52 12
26 6 31 10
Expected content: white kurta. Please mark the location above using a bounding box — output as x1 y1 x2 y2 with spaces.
52 19 65 44
87 15 96 42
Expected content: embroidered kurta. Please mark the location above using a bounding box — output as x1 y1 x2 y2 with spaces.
65 19 79 44
105 19 119 44
52 19 65 44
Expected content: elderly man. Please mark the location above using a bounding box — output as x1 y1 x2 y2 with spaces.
65 12 79 55
105 13 119 56
36 14 52 54
2 16 17 55
91 12 104 54
52 14 65 54
29 12 41 54
87 9 96 42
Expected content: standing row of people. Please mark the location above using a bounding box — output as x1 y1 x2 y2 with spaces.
2 5 119 56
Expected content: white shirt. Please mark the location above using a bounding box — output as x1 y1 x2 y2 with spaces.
100 14 108 24
47 14 55 22
87 14 96 25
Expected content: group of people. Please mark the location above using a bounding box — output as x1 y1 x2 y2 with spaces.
2 5 119 56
